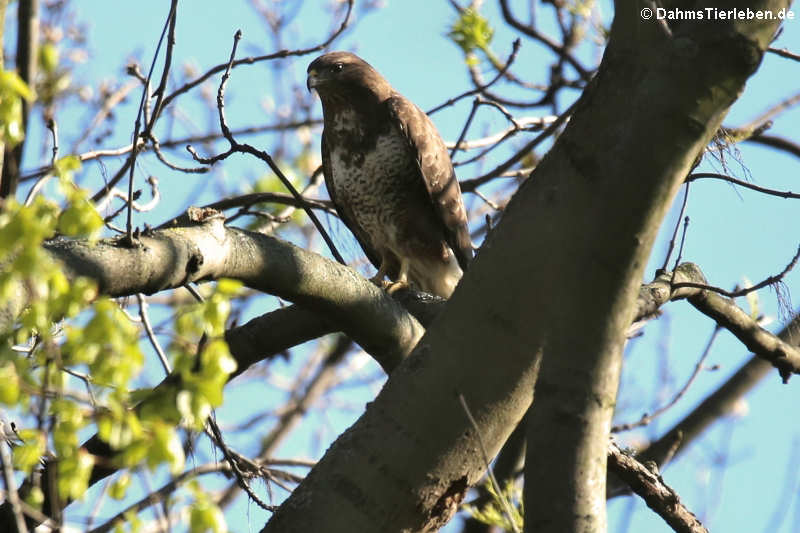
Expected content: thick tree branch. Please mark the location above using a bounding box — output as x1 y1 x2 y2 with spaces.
4 211 422 371
637 263 800 382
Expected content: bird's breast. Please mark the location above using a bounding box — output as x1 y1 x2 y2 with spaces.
327 124 419 245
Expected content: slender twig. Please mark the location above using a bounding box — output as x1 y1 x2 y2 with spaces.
660 183 691 272
497 0 591 81
47 119 59 166
671 244 800 299
124 2 177 244
136 293 172 375
146 0 179 131
206 415 276 512
86 462 245 533
21 121 323 183
204 191 334 218
670 216 690 277
0 442 28 533
99 176 160 220
613 326 720 433
461 99 577 191
158 0 354 112
685 172 800 199
450 98 481 159
767 46 800 62
23 119 60 206
447 116 556 152
747 133 800 160
149 134 208 174
428 39 521 115
184 283 205 303
187 31 345 264
465 59 577 109
471 188 503 211
62 367 97 407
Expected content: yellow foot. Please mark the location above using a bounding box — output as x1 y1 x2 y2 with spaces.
386 280 410 295
369 273 388 288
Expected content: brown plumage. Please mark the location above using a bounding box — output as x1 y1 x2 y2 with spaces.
307 51 472 298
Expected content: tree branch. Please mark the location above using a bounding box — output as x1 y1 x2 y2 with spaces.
3 211 422 371
607 443 708 533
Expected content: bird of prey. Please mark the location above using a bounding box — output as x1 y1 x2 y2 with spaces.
307 51 472 298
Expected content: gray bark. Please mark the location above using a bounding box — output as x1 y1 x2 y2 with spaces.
2 216 423 371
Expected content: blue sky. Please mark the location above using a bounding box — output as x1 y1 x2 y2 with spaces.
7 0 800 531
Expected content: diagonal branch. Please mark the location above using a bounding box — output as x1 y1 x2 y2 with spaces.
607 443 709 533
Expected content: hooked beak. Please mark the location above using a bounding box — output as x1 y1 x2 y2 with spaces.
307 69 319 92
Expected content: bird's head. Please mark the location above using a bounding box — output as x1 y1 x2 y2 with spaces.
307 51 392 104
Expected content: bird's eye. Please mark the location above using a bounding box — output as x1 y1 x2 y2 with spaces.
332 63 343 73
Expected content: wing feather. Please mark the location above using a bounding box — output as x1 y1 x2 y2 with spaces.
384 96 473 271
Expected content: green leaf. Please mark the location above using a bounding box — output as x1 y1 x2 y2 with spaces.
145 422 185 474
24 486 44 510
189 483 228 533
55 155 82 178
0 362 20 404
109 472 131 500
57 449 94 501
0 70 34 100
12 430 46 473
0 70 34 147
449 8 494 54
39 43 60 74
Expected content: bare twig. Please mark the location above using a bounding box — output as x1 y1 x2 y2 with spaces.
671 244 800 300
0 443 28 533
461 99 577 191
187 30 345 264
497 0 591 81
136 293 171 375
767 46 800 62
450 98 481 159
86 462 245 533
660 184 691 272
613 326 720 433
685 172 800 200
428 39 521 115
23 119 60 206
145 0 179 130
158 0 354 112
206 415 276 512
608 442 709 533
124 1 179 243
670 216 690 276
71 79 142 152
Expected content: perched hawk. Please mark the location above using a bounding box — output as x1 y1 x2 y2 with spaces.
307 52 472 298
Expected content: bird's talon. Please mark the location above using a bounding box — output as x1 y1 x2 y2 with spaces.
368 274 389 288
386 280 409 295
